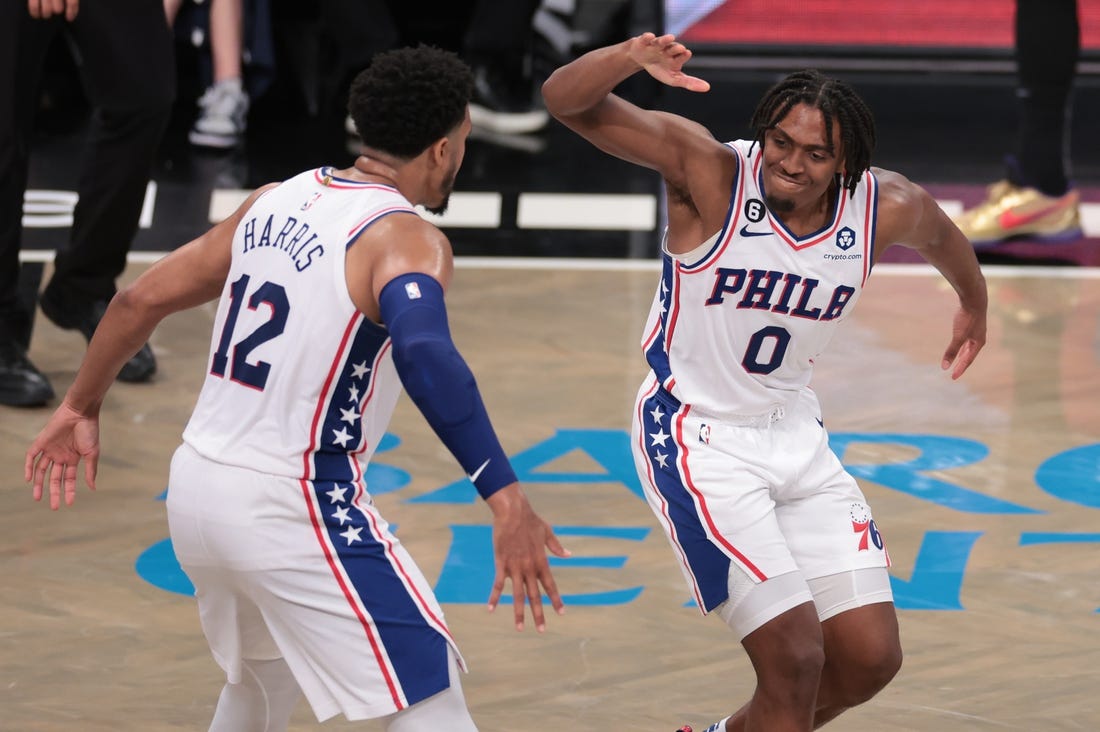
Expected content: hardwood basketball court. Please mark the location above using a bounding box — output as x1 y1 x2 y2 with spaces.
2 259 1098 731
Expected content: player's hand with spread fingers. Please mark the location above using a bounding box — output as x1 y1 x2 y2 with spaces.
485 483 570 632
627 32 710 93
25 401 100 510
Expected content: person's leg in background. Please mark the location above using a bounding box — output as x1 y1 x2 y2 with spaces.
187 0 251 148
953 0 1082 246
0 4 59 407
1013 0 1079 199
463 0 549 135
319 0 403 139
38 0 175 383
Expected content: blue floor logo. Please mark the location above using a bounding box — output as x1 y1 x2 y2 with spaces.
134 432 1100 612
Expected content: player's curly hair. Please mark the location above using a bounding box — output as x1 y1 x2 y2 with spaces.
348 45 473 159
750 69 876 199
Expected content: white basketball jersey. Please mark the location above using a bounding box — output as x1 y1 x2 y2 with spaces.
641 140 879 417
183 168 418 482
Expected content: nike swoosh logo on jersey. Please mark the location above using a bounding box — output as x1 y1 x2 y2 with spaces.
998 202 1065 229
739 224 774 238
468 459 491 483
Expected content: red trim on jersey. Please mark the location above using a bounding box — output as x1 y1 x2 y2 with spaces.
301 314 360 480
641 318 662 354
299 313 406 706
677 174 746 273
338 331 458 651
676 146 745 273
351 339 393 456
716 170 747 262
313 167 402 191
641 274 669 382
773 192 848 251
635 378 705 609
299 477 405 709
344 420 460 650
752 153 849 251
673 407 768 581
347 206 417 240
664 263 684 351
295 313 443 709
861 172 876 285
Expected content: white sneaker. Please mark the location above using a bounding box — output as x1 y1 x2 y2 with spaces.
189 78 249 149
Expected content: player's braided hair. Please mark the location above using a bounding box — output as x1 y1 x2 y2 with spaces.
750 69 876 198
348 45 473 159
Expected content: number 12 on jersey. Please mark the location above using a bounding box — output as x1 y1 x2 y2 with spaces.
211 273 290 390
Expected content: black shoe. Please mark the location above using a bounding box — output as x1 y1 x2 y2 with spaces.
0 338 54 407
117 342 157 383
469 64 549 135
39 290 157 383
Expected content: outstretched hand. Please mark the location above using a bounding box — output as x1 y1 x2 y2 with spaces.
628 32 710 92
941 304 986 380
485 484 570 632
25 402 100 510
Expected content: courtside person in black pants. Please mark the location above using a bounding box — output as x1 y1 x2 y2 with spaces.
0 0 175 407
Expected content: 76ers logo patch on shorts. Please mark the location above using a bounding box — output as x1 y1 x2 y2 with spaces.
850 502 883 551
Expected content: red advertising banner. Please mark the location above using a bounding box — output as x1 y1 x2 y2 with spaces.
668 0 1100 50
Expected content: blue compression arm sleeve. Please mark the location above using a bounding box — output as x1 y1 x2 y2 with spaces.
379 273 518 500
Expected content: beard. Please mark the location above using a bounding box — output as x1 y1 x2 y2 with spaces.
424 162 459 216
764 193 796 213
424 193 451 217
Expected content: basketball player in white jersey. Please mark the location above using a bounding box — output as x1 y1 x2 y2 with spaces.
544 33 987 732
25 45 567 731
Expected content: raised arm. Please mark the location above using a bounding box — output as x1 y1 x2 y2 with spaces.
542 32 730 202
24 184 277 508
346 216 569 631
874 169 988 379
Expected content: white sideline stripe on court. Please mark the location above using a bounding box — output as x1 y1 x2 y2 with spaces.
23 186 1100 237
417 192 502 228
16 250 1100 278
20 191 1100 277
213 189 656 230
1081 202 1100 236
454 261 1100 278
937 200 964 218
518 193 657 230
21 182 157 229
138 181 157 230
208 189 252 222
203 191 1100 238
207 193 964 233
210 189 503 228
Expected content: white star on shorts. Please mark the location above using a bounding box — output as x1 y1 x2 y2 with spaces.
332 426 353 447
649 429 670 447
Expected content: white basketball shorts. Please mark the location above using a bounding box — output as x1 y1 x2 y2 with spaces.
166 442 463 722
631 376 890 614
